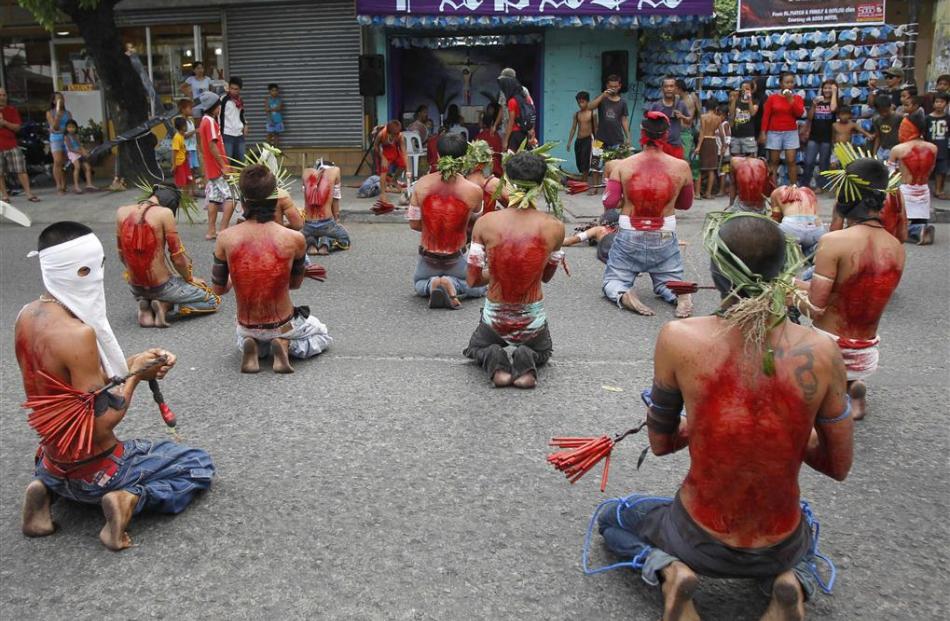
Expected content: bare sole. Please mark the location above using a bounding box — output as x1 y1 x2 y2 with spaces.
138 300 155 327
513 372 537 390
918 225 935 246
849 380 867 420
675 294 694 319
99 490 138 551
661 562 700 621
620 291 655 316
492 370 513 388
150 300 169 328
241 338 260 374
21 480 56 537
272 338 294 374
760 572 804 621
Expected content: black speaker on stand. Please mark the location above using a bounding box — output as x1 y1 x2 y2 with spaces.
601 50 629 93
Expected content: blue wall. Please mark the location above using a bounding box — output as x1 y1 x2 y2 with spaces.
542 29 638 173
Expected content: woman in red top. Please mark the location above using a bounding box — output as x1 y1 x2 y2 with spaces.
500 75 528 152
759 72 805 186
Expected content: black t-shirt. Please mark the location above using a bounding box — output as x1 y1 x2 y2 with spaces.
732 100 755 138
596 97 629 147
927 113 949 159
809 101 835 143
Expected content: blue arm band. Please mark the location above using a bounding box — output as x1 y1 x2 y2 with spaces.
816 395 852 424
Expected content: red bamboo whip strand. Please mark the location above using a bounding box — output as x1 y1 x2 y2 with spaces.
664 280 719 296
547 421 647 491
305 264 327 282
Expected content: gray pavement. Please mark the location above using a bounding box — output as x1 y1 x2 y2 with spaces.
1 189 948 619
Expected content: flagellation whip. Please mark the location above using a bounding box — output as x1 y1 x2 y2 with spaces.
565 180 605 195
23 355 180 459
548 421 650 492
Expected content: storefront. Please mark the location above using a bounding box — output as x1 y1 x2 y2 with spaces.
357 0 713 171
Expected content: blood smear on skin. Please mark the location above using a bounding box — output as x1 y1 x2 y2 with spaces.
832 246 902 339
683 355 813 547
304 171 332 219
228 238 291 325
902 145 936 185
120 217 161 287
734 158 768 205
625 159 675 218
488 235 548 304
421 190 470 254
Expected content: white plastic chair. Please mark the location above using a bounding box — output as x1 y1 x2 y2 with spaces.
402 130 424 180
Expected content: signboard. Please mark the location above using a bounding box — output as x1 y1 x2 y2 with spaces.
356 0 713 17
738 0 886 31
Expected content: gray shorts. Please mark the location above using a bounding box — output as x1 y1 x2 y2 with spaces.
730 136 757 156
0 147 26 174
205 176 232 205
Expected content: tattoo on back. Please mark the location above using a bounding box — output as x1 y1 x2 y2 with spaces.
789 346 819 402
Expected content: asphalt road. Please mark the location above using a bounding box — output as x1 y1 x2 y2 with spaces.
1 198 948 620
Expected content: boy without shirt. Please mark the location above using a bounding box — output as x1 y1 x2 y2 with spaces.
830 108 873 167
567 91 597 184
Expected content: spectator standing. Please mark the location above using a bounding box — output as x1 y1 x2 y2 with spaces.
0 87 39 202
171 117 193 194
63 120 96 194
922 74 949 114
445 104 467 138
265 83 284 147
219 77 247 163
872 95 900 160
802 80 838 191
499 75 534 152
46 92 71 194
649 76 691 158
196 91 234 240
676 79 702 189
182 61 212 101
760 71 805 186
869 67 904 109
474 113 504 178
177 98 202 189
496 67 532 132
408 105 430 143
567 91 596 182
927 92 949 199
728 81 759 157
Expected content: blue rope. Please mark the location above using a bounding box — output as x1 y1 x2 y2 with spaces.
800 501 837 594
581 494 672 576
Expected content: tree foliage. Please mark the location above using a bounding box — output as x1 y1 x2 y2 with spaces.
713 0 738 38
19 0 110 30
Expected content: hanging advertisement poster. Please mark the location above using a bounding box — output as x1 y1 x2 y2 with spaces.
737 0 886 32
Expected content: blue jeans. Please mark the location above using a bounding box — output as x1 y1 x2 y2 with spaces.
602 229 684 304
413 254 486 299
907 218 929 241
223 134 245 163
801 140 831 189
129 276 221 315
34 439 214 515
303 218 350 252
779 220 827 257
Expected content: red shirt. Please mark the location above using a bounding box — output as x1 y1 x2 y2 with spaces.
199 114 227 179
761 94 805 132
475 128 504 178
507 98 522 132
1 105 21 151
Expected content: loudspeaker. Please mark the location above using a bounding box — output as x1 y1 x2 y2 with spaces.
359 54 385 97
601 50 629 94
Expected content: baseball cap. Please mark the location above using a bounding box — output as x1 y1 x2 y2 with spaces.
193 91 220 115
498 67 517 79
884 67 903 78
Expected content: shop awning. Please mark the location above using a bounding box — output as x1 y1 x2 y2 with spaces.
356 0 713 31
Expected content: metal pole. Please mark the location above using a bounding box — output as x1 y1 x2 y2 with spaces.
49 35 59 92
903 0 920 85
194 25 202 62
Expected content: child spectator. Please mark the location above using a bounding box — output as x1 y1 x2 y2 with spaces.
265 83 285 147
567 91 596 183
927 92 949 199
715 103 732 197
63 119 96 194
172 117 192 193
830 107 873 168
474 113 503 178
178 98 201 187
696 99 721 199
872 95 900 160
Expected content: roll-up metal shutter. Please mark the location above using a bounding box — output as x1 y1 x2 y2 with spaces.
115 8 224 27
225 1 362 147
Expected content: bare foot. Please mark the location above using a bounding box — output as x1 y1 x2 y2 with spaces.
99 490 138 551
138 300 155 328
849 380 867 420
21 480 56 537
316 245 330 256
918 225 935 246
492 370 513 387
272 338 294 374
442 277 462 309
307 244 319 256
760 570 804 621
150 300 169 328
241 338 260 374
513 372 537 389
675 294 694 319
660 561 700 621
620 291 655 316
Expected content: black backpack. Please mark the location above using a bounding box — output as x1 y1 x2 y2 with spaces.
514 94 537 132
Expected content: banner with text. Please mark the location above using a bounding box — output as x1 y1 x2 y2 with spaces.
738 0 885 32
356 0 713 17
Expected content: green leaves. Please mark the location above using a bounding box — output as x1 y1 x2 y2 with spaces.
225 143 291 198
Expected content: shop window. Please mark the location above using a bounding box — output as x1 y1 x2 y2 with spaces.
1 36 53 122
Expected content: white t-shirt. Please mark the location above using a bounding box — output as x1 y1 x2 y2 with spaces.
222 99 244 137
186 76 212 99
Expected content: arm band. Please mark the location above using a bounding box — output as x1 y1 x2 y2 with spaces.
547 249 566 265
816 395 852 424
468 242 486 268
291 255 306 278
576 231 589 242
602 179 622 210
211 255 229 287
674 182 694 211
94 389 126 417
641 386 684 434
333 183 342 200
406 205 422 221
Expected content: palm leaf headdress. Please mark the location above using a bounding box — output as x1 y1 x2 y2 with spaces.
463 140 494 174
134 179 199 223
819 143 900 203
226 143 292 199
494 141 565 219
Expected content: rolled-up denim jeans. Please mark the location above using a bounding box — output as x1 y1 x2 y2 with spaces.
303 218 350 252
34 439 214 515
413 254 486 299
129 276 221 315
602 229 684 304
